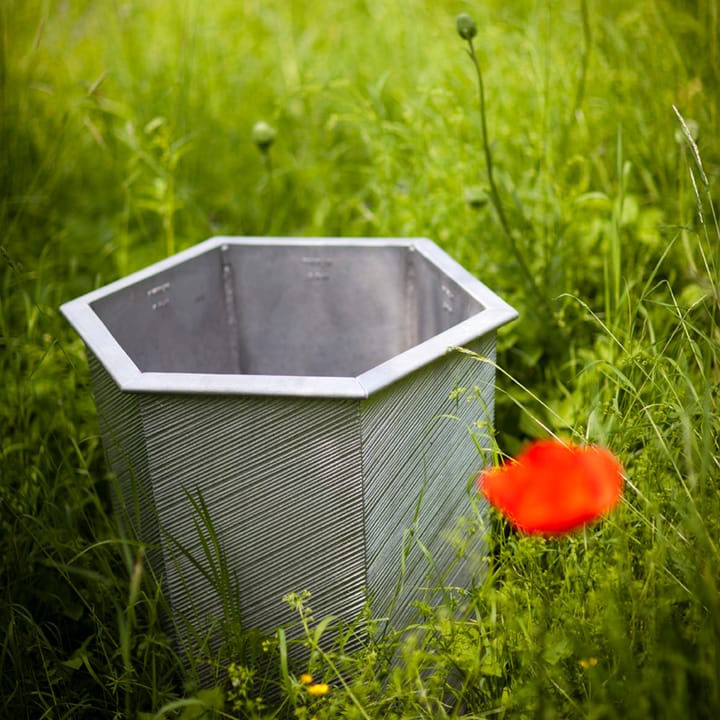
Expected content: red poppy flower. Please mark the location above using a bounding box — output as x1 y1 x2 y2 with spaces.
478 439 623 536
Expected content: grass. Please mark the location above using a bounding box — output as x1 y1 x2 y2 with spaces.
2 0 719 717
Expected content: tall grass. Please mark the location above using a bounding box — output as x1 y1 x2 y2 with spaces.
2 0 719 717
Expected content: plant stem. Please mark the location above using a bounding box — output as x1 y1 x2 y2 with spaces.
263 151 274 235
465 37 550 318
573 0 591 120
298 606 371 720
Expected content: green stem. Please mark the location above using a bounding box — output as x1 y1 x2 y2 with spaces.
465 38 550 317
299 609 371 720
573 0 591 120
262 150 274 235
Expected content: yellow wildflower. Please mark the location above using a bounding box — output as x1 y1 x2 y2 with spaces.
307 682 330 697
299 673 314 685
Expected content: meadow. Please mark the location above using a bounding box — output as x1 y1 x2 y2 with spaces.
2 0 719 717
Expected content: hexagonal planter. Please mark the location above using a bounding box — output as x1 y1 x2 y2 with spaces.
61 236 516 640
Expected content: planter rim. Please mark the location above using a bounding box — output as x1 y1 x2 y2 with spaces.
60 236 518 398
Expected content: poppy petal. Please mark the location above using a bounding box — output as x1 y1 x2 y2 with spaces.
478 440 623 535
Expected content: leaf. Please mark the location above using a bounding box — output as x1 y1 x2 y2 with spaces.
543 635 573 665
574 192 612 211
178 688 225 719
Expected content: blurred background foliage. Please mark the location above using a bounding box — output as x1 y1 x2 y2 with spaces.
2 0 719 717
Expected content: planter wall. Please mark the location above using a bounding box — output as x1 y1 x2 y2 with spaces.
61 237 517 638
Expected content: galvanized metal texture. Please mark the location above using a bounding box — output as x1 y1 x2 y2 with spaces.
61 237 517 397
361 334 497 628
61 237 517 645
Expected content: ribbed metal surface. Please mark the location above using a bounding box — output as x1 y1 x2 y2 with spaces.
88 340 496 640
67 237 516 652
88 352 165 577
361 336 496 628
134 394 366 635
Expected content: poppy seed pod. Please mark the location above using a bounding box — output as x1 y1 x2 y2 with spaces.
456 13 477 41
252 120 276 152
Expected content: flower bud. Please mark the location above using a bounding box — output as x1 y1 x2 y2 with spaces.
456 13 477 41
252 121 276 151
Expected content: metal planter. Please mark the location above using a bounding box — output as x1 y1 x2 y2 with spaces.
61 236 517 638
